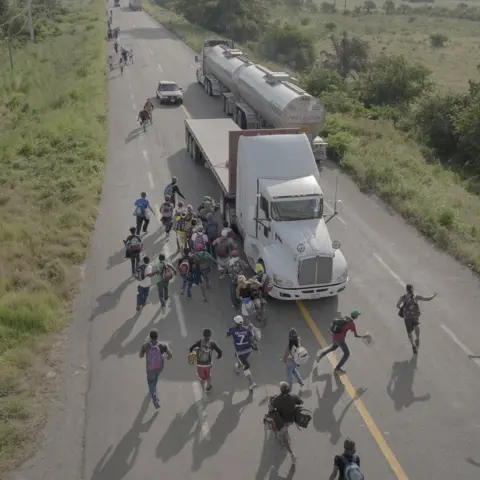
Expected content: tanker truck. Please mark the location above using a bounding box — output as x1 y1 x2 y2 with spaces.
194 40 328 163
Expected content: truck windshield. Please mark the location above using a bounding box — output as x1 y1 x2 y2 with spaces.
271 197 323 221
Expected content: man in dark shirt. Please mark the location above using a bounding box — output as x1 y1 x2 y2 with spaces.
329 438 361 480
124 226 143 276
189 328 222 392
164 176 186 207
270 381 303 464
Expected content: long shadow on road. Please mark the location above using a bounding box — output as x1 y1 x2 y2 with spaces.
386 355 431 410
90 395 159 480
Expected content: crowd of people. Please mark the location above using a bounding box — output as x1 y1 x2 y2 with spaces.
107 10 133 77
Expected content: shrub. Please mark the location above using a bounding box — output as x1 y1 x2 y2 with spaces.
320 1 337 13
430 33 448 48
325 131 356 162
325 21 337 32
301 66 344 97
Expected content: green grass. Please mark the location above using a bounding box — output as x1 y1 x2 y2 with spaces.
144 0 480 272
0 0 107 473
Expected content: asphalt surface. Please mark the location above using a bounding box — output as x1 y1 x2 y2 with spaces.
11 3 480 480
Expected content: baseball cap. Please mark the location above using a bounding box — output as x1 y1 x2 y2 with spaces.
351 311 361 318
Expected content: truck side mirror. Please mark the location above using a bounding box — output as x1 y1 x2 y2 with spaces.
194 55 199 62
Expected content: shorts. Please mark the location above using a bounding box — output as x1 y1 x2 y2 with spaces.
197 365 212 381
235 352 251 370
404 317 419 334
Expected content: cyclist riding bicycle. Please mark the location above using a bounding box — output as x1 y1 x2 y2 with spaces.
138 108 149 127
144 98 153 124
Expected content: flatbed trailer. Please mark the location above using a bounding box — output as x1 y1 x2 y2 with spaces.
184 118 241 199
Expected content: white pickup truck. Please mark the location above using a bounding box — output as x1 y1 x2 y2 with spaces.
184 118 348 300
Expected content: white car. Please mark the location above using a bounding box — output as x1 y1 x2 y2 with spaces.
156 81 183 105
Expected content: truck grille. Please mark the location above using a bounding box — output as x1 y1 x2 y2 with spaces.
298 256 333 286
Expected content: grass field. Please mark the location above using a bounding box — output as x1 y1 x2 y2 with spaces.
0 0 106 473
145 0 480 272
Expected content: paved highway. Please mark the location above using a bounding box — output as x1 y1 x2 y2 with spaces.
12 3 480 479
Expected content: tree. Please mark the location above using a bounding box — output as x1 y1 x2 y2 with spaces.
322 31 370 78
363 0 376 13
383 0 395 14
301 65 344 97
320 1 337 13
360 55 431 106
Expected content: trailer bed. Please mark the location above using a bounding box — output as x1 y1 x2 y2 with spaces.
185 118 241 195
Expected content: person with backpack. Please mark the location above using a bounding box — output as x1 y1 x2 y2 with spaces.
124 226 143 276
190 225 208 252
227 251 249 309
191 243 216 294
160 195 174 236
227 315 257 391
329 438 363 480
178 245 206 301
135 256 153 311
315 311 366 375
174 212 188 252
282 328 307 390
204 212 218 259
189 328 222 393
163 176 185 207
139 329 172 409
396 284 437 355
134 192 155 235
213 231 235 278
154 253 176 309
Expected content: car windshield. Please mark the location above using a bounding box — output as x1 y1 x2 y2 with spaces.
271 197 323 221
160 83 179 91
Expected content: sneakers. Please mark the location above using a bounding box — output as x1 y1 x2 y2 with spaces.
291 453 297 464
334 368 346 375
153 400 160 409
249 382 257 391
205 385 212 392
235 363 241 374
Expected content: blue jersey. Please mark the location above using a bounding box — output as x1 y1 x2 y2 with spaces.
227 326 253 354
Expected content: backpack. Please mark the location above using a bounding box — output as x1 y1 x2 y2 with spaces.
293 346 309 365
342 456 364 480
193 234 207 250
162 202 173 218
134 203 145 217
403 294 420 318
194 252 210 272
135 264 148 281
216 237 230 257
127 236 142 253
161 263 174 281
179 259 190 277
206 222 218 240
330 317 348 334
147 343 164 370
164 184 174 197
294 407 312 429
196 339 212 364
175 216 186 232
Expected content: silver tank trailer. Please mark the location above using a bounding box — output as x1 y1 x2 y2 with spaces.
203 45 245 95
232 63 325 137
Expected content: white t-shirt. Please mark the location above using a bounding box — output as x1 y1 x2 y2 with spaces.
138 264 153 288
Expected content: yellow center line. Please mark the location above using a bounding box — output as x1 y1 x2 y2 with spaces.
297 301 409 480
181 104 191 119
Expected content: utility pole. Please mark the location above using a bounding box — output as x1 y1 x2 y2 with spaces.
27 0 34 42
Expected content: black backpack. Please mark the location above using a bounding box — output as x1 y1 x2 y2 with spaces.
135 264 148 281
330 317 348 334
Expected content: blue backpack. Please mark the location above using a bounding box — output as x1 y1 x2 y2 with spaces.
134 203 145 217
164 184 174 197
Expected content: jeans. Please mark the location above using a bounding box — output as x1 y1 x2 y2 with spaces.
320 341 350 370
130 254 140 275
286 357 304 388
181 276 206 299
146 368 162 403
135 215 150 235
230 281 239 309
157 282 169 307
207 242 216 259
137 285 150 306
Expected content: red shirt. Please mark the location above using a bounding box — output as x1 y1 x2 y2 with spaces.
332 319 357 343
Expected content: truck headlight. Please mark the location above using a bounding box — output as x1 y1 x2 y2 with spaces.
336 269 348 283
273 275 293 288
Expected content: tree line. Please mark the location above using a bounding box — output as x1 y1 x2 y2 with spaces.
171 0 480 176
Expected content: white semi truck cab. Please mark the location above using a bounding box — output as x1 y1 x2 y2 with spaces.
184 119 348 300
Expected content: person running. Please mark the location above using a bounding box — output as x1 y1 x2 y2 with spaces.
138 108 149 130
160 195 174 236
139 329 172 409
178 247 193 294
191 225 208 252
186 217 199 247
316 311 366 375
227 251 249 309
329 438 362 480
124 226 143 276
134 192 155 235
129 49 134 63
220 220 236 240
108 53 114 71
282 328 305 389
204 212 218 258
174 211 188 251
135 256 153 311
213 231 235 278
144 98 153 124
119 56 124 75
396 284 437 355
191 243 216 293
164 176 186 207
189 329 222 393
153 254 176 309
227 315 257 391
268 382 303 464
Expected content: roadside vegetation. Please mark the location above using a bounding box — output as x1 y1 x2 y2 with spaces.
0 0 106 473
146 0 480 272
